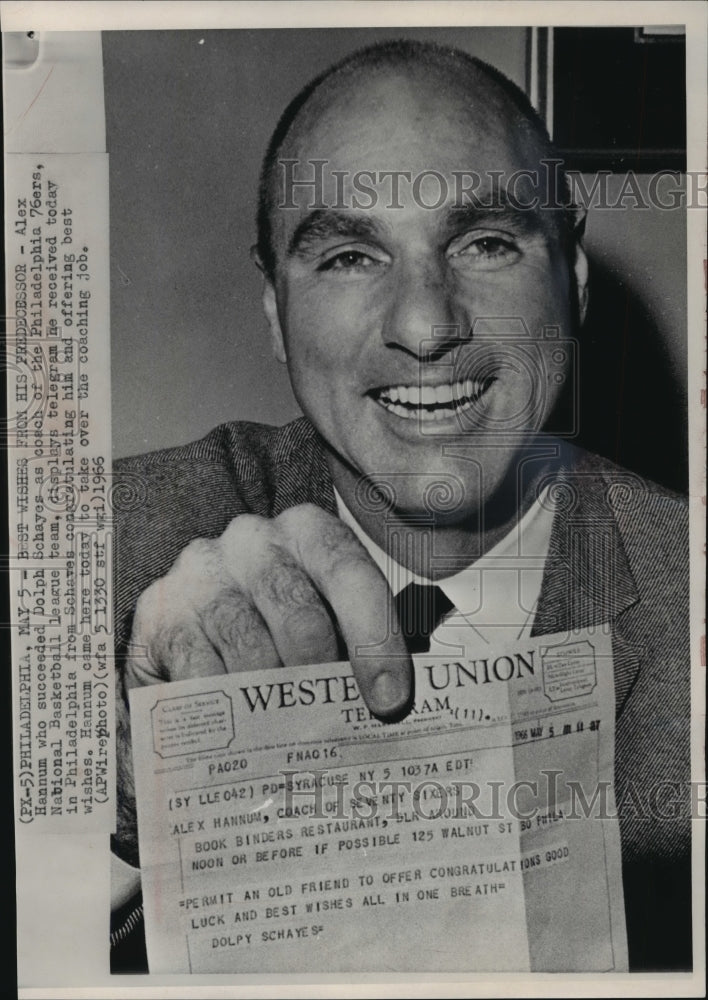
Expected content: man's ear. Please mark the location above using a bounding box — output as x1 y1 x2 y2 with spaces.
569 208 589 326
261 278 287 364
251 245 287 364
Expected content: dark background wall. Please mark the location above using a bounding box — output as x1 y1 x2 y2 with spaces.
105 28 687 491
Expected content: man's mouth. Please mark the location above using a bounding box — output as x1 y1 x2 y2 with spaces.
371 378 495 420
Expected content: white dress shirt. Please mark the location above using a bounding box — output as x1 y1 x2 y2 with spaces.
335 486 555 648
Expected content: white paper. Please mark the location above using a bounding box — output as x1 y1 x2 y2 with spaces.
6 148 114 833
131 625 627 974
3 6 704 997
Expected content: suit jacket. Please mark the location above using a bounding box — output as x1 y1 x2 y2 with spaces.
111 417 691 972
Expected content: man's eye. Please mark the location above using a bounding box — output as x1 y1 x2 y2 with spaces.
451 235 520 269
318 250 383 272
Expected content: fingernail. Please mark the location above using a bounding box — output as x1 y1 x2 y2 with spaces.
372 671 408 712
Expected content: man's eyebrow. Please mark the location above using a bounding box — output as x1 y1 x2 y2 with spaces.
443 199 546 238
288 210 382 256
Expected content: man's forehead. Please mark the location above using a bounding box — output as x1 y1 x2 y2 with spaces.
274 68 546 202
296 59 510 124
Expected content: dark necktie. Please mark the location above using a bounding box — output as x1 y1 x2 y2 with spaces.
394 582 455 654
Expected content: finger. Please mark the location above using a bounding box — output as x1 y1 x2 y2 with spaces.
198 586 283 673
125 618 225 687
278 505 413 718
156 619 227 682
246 547 339 667
126 575 225 687
220 518 338 667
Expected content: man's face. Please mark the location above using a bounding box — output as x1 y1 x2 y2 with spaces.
262 70 582 523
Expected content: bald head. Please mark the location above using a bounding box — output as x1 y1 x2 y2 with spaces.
255 39 573 276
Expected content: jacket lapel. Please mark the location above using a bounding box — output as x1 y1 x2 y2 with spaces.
272 418 337 517
532 450 642 713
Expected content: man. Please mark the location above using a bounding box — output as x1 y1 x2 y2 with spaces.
111 39 690 971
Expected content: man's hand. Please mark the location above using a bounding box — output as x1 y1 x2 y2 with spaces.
125 503 412 709
115 504 412 865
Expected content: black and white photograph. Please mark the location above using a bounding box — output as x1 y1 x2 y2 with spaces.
4 2 705 995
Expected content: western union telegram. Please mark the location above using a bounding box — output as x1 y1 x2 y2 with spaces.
129 625 628 973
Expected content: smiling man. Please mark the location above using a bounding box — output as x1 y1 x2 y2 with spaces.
111 40 690 972
257 53 583 565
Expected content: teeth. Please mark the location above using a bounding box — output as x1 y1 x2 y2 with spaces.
386 402 415 419
455 379 478 400
435 384 453 404
376 378 491 417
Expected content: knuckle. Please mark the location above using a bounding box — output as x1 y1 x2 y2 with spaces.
277 502 318 526
222 513 272 547
203 592 265 655
276 502 332 538
281 604 333 648
133 575 171 631
253 552 315 608
317 516 359 553
174 536 218 574
279 505 369 573
132 571 196 653
151 619 203 672
321 534 373 582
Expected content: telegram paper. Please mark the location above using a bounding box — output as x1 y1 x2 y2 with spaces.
130 625 628 974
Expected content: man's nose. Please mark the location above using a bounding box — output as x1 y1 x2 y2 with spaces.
381 257 461 358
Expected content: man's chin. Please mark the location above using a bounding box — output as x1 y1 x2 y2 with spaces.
321 416 535 517
345 459 498 526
